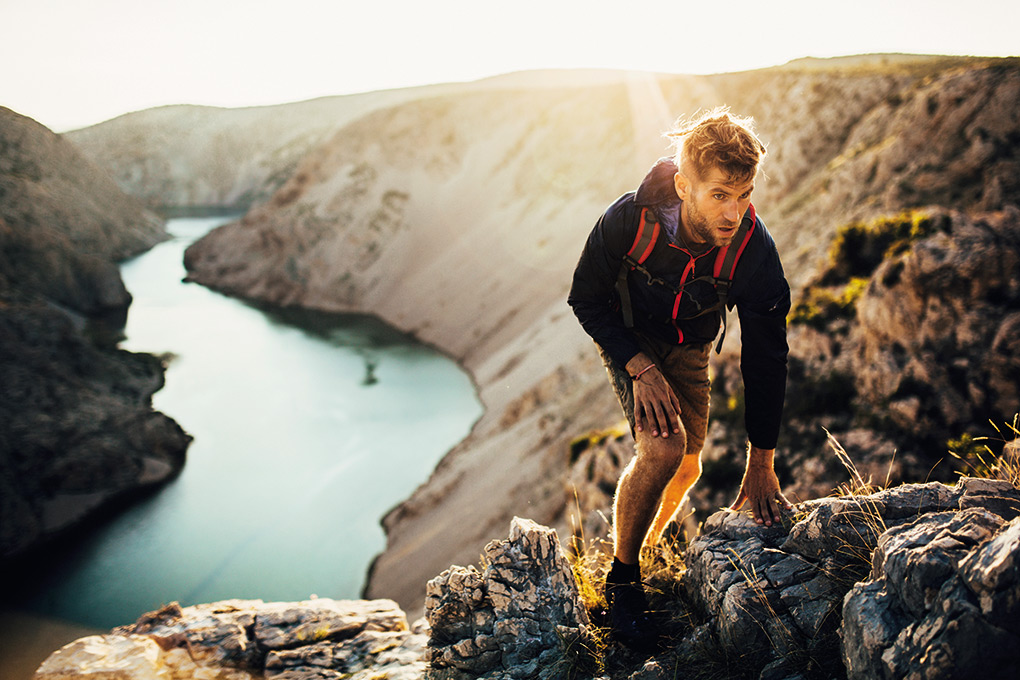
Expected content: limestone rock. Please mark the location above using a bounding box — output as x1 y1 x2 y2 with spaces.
425 517 591 679
32 633 254 680
37 598 426 680
841 508 1020 679
681 478 1020 678
848 207 1020 440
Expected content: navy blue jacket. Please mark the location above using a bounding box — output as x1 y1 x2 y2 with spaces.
568 159 790 449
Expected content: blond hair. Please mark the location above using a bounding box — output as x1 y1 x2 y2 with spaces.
666 107 766 184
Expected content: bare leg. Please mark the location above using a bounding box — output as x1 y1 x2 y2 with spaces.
645 453 702 546
612 430 686 564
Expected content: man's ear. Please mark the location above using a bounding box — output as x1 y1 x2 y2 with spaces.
674 172 689 201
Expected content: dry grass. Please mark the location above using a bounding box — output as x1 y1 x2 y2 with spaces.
949 415 1020 488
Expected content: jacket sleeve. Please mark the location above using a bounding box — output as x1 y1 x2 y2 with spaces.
734 229 791 450
568 196 643 368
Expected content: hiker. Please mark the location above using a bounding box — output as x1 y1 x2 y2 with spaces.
567 107 792 648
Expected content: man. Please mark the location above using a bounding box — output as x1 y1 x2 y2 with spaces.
567 108 792 648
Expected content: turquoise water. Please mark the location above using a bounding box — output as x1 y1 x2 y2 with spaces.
20 216 482 629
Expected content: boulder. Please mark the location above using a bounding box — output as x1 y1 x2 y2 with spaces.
424 517 592 679
681 478 1020 678
36 598 426 680
841 508 1020 679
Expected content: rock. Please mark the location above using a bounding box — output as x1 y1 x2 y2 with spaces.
848 207 1020 441
681 478 1020 678
37 598 426 680
33 633 255 680
774 204 1020 504
33 477 1020 679
424 517 592 679
841 509 1020 679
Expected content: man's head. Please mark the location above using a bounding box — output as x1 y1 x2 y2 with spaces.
667 108 766 248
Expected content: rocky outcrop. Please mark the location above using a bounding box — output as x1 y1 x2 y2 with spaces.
675 477 1020 678
37 476 1020 679
425 518 590 679
761 206 1020 504
841 505 1020 679
34 598 425 680
0 107 188 561
0 299 191 558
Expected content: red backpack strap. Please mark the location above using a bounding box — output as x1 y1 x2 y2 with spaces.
616 208 660 327
711 204 756 352
627 208 660 264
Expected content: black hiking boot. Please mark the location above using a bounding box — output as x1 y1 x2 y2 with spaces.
605 580 659 653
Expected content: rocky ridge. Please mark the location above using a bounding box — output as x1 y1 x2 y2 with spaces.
35 472 1020 679
0 106 189 561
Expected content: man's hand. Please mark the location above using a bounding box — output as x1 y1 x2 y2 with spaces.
730 446 791 526
626 353 681 438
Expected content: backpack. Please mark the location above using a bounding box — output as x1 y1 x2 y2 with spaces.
614 204 756 353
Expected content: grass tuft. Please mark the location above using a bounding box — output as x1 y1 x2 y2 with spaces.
949 415 1020 488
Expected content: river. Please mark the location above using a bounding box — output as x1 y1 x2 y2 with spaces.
16 215 483 629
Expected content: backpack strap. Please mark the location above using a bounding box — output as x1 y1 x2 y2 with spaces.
710 203 756 352
616 207 660 328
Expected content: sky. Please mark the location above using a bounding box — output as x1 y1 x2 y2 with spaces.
2 0 1017 133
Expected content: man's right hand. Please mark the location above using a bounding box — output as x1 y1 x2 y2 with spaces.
626 353 681 438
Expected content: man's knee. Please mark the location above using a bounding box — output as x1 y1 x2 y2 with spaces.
634 432 686 475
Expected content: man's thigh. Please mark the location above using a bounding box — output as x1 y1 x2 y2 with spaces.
597 335 711 456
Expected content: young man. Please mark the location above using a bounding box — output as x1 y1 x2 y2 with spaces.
567 108 792 649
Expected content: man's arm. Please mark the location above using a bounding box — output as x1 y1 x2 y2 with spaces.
567 196 644 368
730 224 792 525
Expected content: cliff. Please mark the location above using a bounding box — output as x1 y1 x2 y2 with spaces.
0 107 190 561
62 56 1020 618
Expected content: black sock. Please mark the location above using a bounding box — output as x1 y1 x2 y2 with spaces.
607 557 640 586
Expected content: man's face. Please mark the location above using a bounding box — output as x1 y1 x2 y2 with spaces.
674 165 755 248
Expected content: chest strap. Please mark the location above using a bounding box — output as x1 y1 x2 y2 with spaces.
615 205 756 352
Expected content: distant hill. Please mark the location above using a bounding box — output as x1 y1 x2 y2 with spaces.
63 55 1020 614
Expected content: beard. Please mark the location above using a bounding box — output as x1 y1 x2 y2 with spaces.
682 199 739 249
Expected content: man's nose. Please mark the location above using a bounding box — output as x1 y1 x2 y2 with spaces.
723 201 741 224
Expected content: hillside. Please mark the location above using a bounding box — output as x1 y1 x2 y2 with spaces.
63 56 1020 616
0 107 190 561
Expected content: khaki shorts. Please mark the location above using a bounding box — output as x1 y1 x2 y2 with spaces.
597 334 711 457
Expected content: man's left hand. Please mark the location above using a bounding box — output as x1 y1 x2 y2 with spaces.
730 446 791 527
